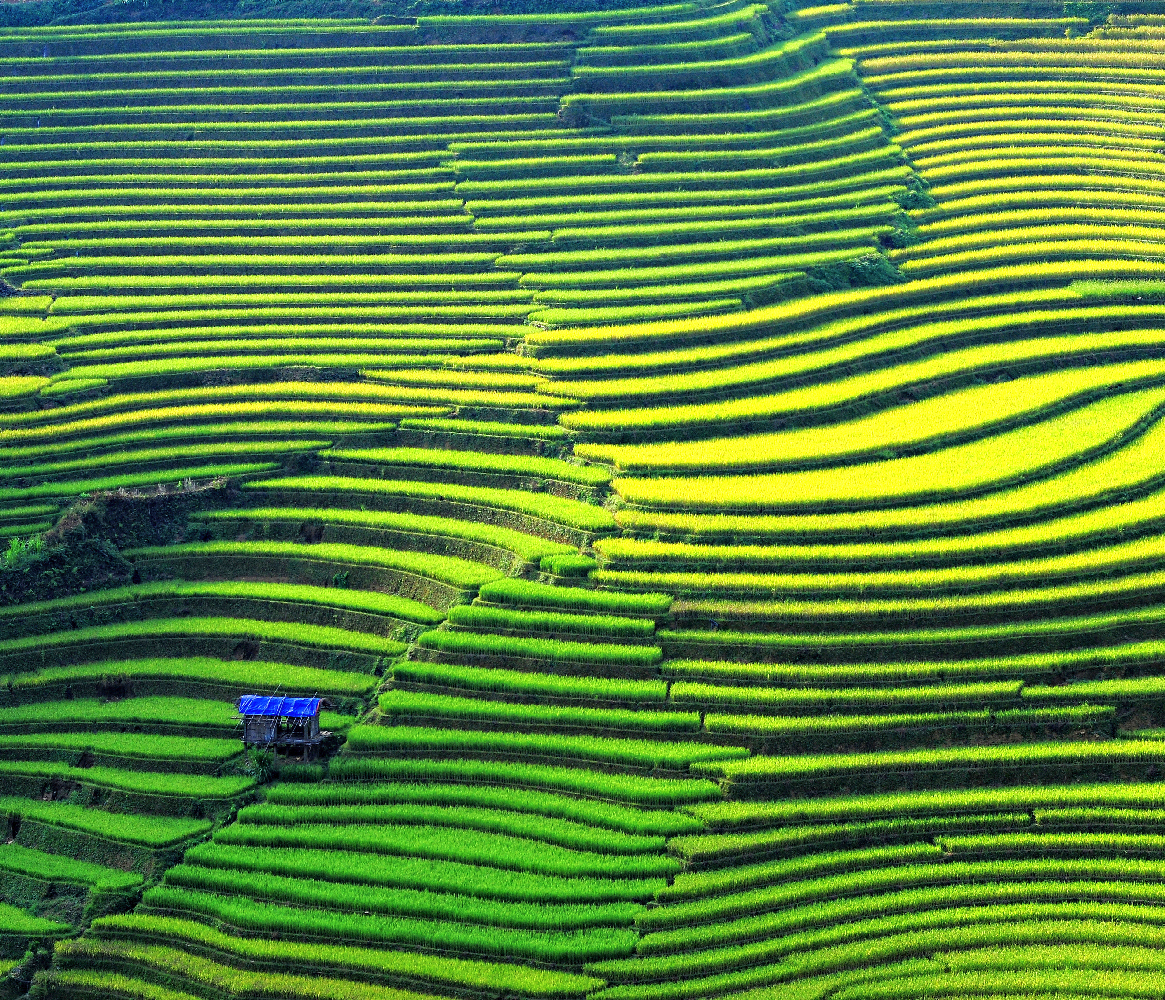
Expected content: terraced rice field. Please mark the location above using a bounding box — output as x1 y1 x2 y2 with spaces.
2 0 1165 997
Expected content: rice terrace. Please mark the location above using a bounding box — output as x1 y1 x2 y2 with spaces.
5 0 1165 994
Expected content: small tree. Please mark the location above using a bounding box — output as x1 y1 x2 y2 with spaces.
242 747 277 784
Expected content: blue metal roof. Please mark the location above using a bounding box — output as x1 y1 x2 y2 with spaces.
238 696 322 718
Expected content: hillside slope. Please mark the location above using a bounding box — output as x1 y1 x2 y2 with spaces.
3 3 1165 999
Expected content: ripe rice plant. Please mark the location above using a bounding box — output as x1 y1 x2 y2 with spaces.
534 284 1089 377
471 176 903 223
578 360 1165 473
664 810 1032 868
1 421 398 463
609 489 1165 575
615 425 1165 543
527 261 1165 357
11 14 1165 997
939 830 1165 858
596 534 1165 595
500 227 886 271
55 336 506 361
610 388 1165 511
564 327 1165 435
613 896 1165 985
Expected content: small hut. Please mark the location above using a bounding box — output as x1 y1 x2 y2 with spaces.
237 696 326 758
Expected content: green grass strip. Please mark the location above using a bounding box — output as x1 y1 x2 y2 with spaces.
447 605 654 637
38 378 107 397
214 818 678 880
141 884 637 964
399 417 568 439
623 865 1165 975
0 463 278 502
0 387 445 434
670 680 1020 713
73 922 600 997
0 899 70 936
5 657 377 699
0 579 442 626
321 446 610 485
236 799 664 855
47 354 527 384
127 540 504 589
683 782 1165 834
201 506 573 564
392 660 666 704
41 970 195 1000
0 761 252 799
0 420 396 462
0 731 240 762
327 757 721 806
344 724 745 770
0 843 142 890
0 618 406 664
0 696 347 735
696 740 1165 783
263 782 700 837
378 690 698 735
247 475 616 532
416 630 661 667
477 578 670 615
165 864 640 932
184 842 660 905
704 705 1110 741
0 795 210 847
